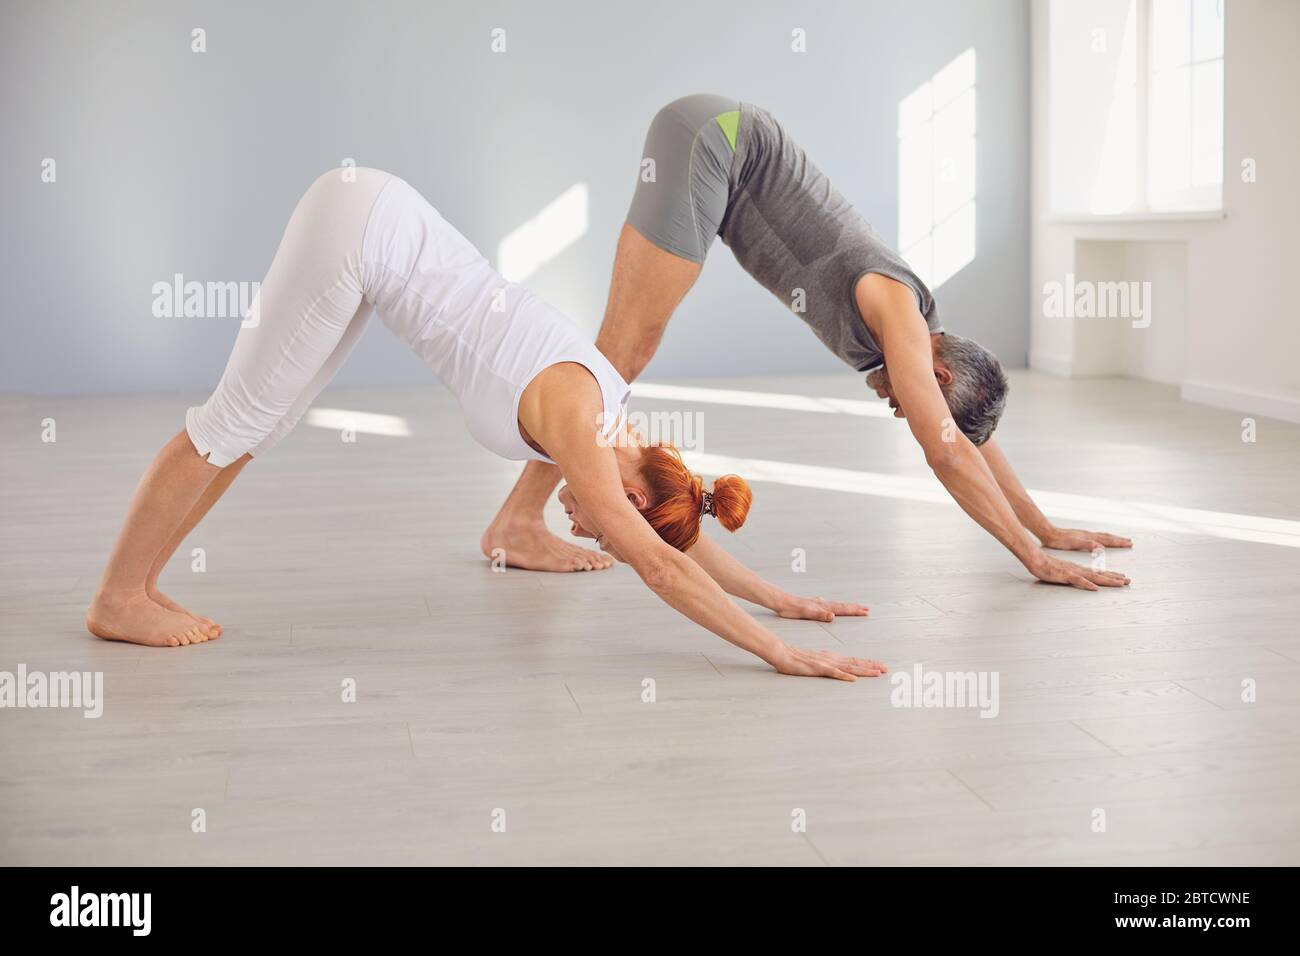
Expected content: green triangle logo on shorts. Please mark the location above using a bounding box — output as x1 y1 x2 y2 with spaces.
714 110 740 151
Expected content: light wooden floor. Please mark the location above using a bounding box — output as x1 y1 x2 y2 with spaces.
2 371 1298 865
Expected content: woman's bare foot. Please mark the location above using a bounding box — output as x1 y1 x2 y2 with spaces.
147 587 221 638
86 590 216 647
480 519 613 572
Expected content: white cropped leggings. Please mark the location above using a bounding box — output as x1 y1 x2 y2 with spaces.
185 168 394 467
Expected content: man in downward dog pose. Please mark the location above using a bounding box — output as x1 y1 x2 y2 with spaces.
483 94 1132 592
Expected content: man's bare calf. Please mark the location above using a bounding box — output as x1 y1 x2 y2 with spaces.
481 225 701 571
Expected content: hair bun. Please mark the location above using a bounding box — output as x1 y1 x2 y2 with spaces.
709 474 752 532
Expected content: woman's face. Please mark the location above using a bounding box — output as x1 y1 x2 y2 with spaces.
557 433 646 562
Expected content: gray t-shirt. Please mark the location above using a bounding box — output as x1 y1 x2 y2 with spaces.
720 103 942 372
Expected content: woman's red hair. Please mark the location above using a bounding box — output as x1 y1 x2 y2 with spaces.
639 445 752 551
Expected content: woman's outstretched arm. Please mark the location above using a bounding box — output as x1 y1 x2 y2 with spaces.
523 367 884 680
560 457 880 680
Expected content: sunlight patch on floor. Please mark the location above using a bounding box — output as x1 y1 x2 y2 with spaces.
683 450 1300 548
305 408 412 437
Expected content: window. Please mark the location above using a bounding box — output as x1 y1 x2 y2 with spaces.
1148 0 1224 209
898 48 977 289
1049 0 1224 215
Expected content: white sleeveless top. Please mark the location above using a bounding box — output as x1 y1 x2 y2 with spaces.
360 176 629 463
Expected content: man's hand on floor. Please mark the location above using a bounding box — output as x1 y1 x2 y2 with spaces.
1038 525 1134 552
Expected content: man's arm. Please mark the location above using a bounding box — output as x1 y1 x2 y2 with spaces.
978 438 1133 552
866 282 1129 591
685 534 870 622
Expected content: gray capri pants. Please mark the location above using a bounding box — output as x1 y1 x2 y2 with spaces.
625 93 741 263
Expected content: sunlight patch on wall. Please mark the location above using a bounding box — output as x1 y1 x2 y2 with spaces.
898 48 977 288
497 183 589 282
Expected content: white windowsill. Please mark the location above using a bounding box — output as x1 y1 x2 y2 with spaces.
1044 210 1225 224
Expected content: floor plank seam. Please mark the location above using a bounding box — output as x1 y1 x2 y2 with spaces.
700 653 725 678
918 595 953 615
1169 680 1227 710
945 768 999 812
812 622 847 646
800 832 832 866
1065 720 1127 756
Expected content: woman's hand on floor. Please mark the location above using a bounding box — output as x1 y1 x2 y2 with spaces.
774 593 870 622
1027 550 1131 590
769 645 888 681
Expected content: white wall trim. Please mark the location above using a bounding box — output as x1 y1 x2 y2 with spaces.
1029 348 1073 377
1181 380 1300 424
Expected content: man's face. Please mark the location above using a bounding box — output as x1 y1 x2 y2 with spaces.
866 367 907 418
867 355 954 419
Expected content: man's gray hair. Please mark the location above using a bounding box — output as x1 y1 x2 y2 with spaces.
934 334 1008 446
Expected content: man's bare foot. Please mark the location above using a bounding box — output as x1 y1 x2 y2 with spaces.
480 519 613 572
147 587 221 638
87 590 216 647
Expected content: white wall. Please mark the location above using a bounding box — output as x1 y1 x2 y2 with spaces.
1069 239 1187 383
0 0 1031 395
1029 0 1300 421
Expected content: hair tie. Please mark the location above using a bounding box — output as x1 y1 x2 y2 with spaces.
699 490 715 518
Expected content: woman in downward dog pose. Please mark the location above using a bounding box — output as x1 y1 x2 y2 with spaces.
86 168 885 681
